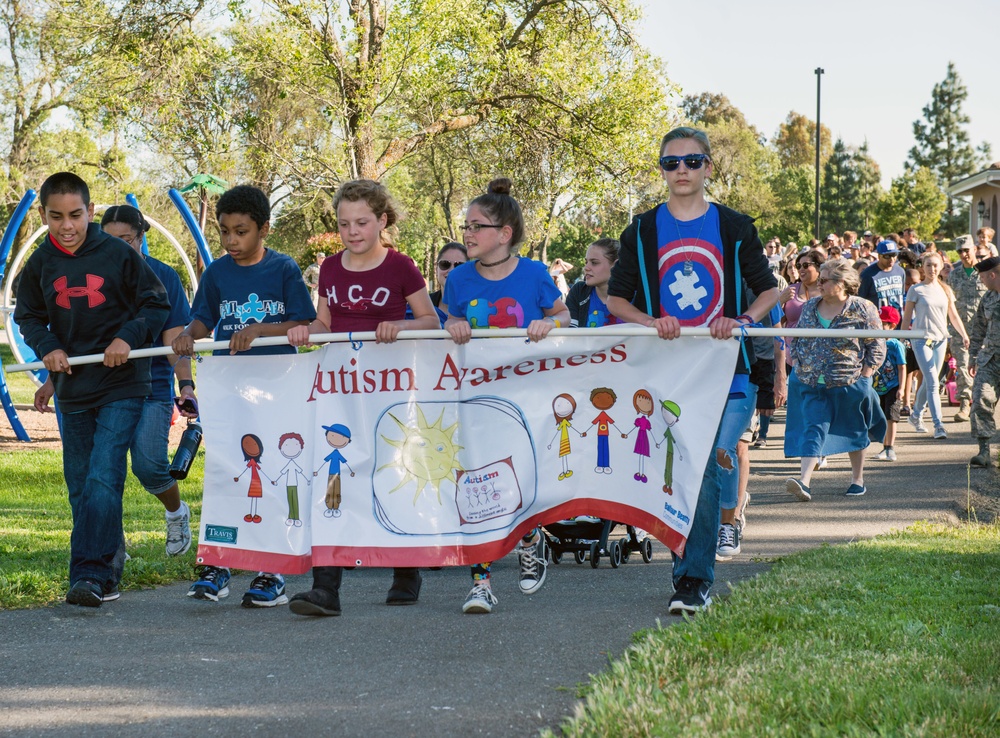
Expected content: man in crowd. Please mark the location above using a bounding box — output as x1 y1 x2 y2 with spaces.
859 240 905 314
968 255 1000 467
903 227 925 255
949 236 988 422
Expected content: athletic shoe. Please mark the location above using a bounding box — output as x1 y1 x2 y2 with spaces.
462 580 498 614
242 573 288 608
187 566 231 602
751 437 767 448
874 447 889 461
66 579 103 608
908 414 928 433
289 587 341 616
716 523 741 559
668 576 712 614
814 456 828 470
933 425 947 440
516 533 547 595
102 584 120 602
165 502 192 557
845 484 867 497
886 447 897 462
785 477 812 501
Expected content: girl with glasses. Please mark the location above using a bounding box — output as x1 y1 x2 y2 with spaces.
441 177 569 615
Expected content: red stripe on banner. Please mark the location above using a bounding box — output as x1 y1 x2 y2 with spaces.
195 500 686 573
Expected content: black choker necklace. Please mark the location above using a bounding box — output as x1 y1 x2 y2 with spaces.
479 254 513 268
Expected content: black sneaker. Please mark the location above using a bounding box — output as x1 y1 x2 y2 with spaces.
102 584 121 602
668 576 712 614
289 587 342 616
66 579 103 608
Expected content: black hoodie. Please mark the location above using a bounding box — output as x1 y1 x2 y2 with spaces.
14 223 170 412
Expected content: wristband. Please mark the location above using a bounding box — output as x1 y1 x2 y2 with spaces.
546 317 562 328
735 314 753 324
178 379 196 391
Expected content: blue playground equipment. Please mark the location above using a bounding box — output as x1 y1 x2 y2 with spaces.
1 189 213 441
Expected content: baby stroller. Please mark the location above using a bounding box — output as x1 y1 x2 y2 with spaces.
542 516 654 569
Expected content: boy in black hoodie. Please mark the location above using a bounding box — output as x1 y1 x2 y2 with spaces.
14 172 170 608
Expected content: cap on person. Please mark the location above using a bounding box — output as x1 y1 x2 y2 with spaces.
321 423 351 438
863 230 873 237
974 255 1000 273
878 305 900 325
954 234 974 252
825 233 838 241
876 240 900 255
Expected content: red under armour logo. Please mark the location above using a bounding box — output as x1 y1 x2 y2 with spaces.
53 275 106 309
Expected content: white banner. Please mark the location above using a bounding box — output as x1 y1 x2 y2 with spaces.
194 334 739 574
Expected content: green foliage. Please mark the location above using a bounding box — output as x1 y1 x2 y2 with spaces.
0 447 205 609
908 62 991 234
874 166 947 239
546 522 1000 738
772 110 832 170
765 164 815 244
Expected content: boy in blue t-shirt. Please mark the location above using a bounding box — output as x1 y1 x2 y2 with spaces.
872 305 907 462
172 185 316 607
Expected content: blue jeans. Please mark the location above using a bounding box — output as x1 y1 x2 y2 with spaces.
673 386 757 587
130 398 176 495
912 339 947 429
60 397 143 587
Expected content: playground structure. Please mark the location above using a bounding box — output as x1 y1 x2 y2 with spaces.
0 188 215 441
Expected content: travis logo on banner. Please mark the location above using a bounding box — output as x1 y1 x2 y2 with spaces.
194 334 737 574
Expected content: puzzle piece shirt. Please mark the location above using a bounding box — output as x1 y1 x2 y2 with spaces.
655 203 724 326
443 257 561 329
191 249 316 356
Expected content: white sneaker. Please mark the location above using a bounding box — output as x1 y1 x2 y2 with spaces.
908 414 928 433
814 457 828 470
874 448 889 461
165 502 192 557
516 533 548 595
886 447 897 462
933 425 947 440
462 580 498 614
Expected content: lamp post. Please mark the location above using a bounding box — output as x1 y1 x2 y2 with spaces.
814 67 824 240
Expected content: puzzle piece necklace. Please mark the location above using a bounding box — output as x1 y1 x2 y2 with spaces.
670 202 709 276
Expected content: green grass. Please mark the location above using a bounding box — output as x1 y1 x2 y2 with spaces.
0 447 204 609
547 522 1000 738
1 342 40 405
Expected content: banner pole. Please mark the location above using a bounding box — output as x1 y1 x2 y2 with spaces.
4 327 929 374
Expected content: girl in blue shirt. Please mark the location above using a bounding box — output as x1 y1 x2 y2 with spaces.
442 177 569 614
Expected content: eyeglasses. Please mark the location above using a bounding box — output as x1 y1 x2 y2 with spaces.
118 233 140 246
437 259 467 270
796 262 816 269
659 154 711 171
818 277 837 285
879 253 898 259
459 223 503 234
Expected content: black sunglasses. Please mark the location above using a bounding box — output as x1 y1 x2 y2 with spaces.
659 154 710 171
437 259 466 270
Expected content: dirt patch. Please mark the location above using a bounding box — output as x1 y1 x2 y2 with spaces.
959 466 1000 524
0 406 187 452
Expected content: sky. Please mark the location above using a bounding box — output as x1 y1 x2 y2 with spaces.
636 0 999 187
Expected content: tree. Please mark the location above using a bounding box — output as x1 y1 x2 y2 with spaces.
874 167 946 240
766 165 814 245
908 61 992 234
772 111 832 170
681 92 754 132
854 141 882 232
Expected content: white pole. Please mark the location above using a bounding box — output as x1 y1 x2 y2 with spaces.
5 327 928 374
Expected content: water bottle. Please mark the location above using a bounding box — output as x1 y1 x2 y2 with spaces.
169 421 203 480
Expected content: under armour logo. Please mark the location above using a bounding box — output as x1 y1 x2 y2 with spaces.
53 275 106 309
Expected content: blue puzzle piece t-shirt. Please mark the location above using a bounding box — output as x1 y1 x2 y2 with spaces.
190 249 317 355
656 203 724 326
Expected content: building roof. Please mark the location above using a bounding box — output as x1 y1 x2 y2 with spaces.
949 164 1000 196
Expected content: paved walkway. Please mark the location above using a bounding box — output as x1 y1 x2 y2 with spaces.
0 406 970 737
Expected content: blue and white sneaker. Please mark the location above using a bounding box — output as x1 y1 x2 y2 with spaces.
188 566 231 602
242 573 288 608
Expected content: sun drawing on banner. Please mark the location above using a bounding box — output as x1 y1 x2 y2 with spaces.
378 405 464 505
